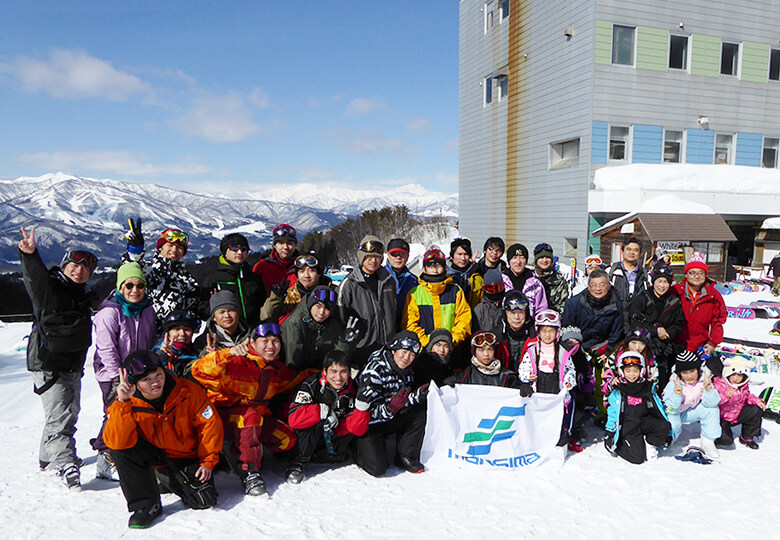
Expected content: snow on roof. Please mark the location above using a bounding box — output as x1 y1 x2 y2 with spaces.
594 163 780 194
761 216 780 229
594 194 715 233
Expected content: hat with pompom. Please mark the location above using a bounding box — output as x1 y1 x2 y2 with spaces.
684 252 708 276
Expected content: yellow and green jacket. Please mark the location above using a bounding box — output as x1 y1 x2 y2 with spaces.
402 276 472 346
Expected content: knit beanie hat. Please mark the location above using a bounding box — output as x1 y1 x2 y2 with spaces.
307 285 336 312
484 269 504 285
387 238 410 254
209 290 241 315
684 252 708 275
357 235 384 266
116 262 145 289
560 325 583 343
674 350 703 376
155 228 189 255
426 328 454 354
220 233 250 256
625 326 651 348
450 237 473 258
652 264 675 285
533 243 554 264
483 236 505 253
507 243 529 261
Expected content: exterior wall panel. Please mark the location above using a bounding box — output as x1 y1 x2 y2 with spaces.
636 26 668 72
592 121 608 163
594 20 612 64
686 129 715 164
741 42 770 83
735 132 763 166
632 124 663 163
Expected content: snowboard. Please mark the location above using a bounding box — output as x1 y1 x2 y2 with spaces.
758 387 780 423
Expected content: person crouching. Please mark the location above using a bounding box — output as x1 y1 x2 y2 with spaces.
445 331 521 388
103 350 223 529
286 351 370 483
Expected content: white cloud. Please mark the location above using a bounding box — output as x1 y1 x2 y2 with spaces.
18 150 214 176
248 87 270 108
405 117 432 133
13 49 152 101
323 127 419 158
344 97 384 117
172 92 265 143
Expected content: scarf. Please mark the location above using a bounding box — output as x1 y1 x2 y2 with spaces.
585 290 610 311
619 380 648 397
421 272 448 284
115 290 150 318
471 355 502 375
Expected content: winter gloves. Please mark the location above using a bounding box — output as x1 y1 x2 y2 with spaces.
125 218 144 255
388 388 411 415
319 404 340 431
519 383 534 398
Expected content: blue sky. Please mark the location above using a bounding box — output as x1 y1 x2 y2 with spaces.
0 1 458 193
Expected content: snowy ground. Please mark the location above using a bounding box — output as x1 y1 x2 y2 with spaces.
0 321 777 539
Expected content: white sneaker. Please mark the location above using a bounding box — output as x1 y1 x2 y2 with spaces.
96 452 120 481
646 445 658 461
701 437 720 459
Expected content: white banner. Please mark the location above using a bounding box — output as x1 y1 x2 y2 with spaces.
420 382 565 470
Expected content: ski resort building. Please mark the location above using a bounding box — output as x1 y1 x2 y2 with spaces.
458 0 780 267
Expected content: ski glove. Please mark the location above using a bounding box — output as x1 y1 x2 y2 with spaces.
125 218 144 252
271 281 288 298
175 464 217 509
411 384 429 403
387 388 411 415
518 383 534 398
320 404 339 431
344 316 365 345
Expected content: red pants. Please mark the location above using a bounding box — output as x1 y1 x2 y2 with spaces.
219 405 296 471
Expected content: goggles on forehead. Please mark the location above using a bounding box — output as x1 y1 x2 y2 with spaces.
359 240 384 254
390 336 422 355
619 353 644 367
312 288 336 303
471 332 498 348
534 310 561 326
628 327 651 340
534 242 553 254
273 224 297 239
483 281 505 295
163 229 189 245
295 255 319 268
253 323 281 338
585 255 602 266
503 295 528 311
63 250 98 271
423 248 446 264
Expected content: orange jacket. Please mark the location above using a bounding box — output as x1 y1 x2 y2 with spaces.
191 346 309 414
103 373 223 470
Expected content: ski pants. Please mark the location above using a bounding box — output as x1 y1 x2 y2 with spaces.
356 405 426 477
669 402 722 441
293 423 355 464
111 439 216 512
32 370 81 469
617 415 671 464
715 404 763 445
219 405 296 471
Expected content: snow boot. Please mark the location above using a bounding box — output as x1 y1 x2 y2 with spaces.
96 452 120 481
285 462 305 484
701 437 720 459
646 445 658 462
739 436 759 450
242 471 267 496
395 455 424 474
128 502 162 529
567 438 584 453
59 463 80 489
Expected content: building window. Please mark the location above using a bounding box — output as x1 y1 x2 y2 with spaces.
549 138 580 169
496 75 508 101
714 133 734 164
484 1 494 34
763 137 779 168
720 42 740 76
663 130 683 163
499 0 509 22
770 50 780 80
609 126 630 161
612 25 635 66
669 35 688 70
483 77 493 106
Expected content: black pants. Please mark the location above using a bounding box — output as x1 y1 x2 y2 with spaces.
110 439 216 512
294 423 355 464
356 406 426 477
715 404 763 445
617 415 671 464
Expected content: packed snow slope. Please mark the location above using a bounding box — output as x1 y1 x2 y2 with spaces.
0 322 776 539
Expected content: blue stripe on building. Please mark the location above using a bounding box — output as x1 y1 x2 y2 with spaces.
686 129 715 164
735 132 763 167
632 124 663 164
592 121 608 164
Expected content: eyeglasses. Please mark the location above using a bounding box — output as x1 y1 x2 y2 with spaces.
423 248 445 264
534 310 561 326
502 296 528 311
123 281 146 291
273 224 297 239
163 229 189 245
686 271 706 277
534 243 553 255
585 256 602 266
254 323 281 337
228 245 249 253
63 250 98 271
312 288 336 303
391 337 421 355
483 282 505 295
471 332 497 348
125 351 163 383
295 255 319 268
359 240 384 254
588 281 610 290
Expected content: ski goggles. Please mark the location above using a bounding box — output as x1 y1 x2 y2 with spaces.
359 240 384 254
62 250 98 271
585 255 602 266
534 243 553 255
273 224 297 240
619 352 644 367
295 254 319 269
312 288 336 303
534 310 561 326
628 327 651 342
483 281 505 295
502 295 528 312
162 229 189 245
471 332 498 348
227 245 249 253
389 336 422 355
124 350 163 384
422 248 446 265
252 323 281 338
163 311 199 332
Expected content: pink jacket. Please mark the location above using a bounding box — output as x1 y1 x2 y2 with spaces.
713 376 764 423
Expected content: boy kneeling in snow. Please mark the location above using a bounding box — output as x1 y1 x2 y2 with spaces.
104 350 223 529
662 350 721 458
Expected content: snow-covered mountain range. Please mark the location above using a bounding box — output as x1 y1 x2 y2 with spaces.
0 173 457 269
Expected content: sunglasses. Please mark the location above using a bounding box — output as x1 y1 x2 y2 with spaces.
125 351 163 383
483 282 505 295
471 332 498 348
254 323 281 337
503 296 528 311
123 281 146 290
228 245 249 253
295 255 319 268
392 337 421 355
312 288 336 303
360 240 384 254
64 250 98 271
534 243 553 254
273 224 297 238
423 248 445 264
163 230 189 245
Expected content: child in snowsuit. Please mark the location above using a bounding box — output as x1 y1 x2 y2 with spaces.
713 357 767 449
605 351 672 464
517 310 578 449
601 326 657 408
444 331 522 388
662 350 721 458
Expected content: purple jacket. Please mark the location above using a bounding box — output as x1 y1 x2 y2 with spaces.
92 293 157 383
502 271 548 316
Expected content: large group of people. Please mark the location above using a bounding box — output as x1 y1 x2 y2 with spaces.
18 222 769 529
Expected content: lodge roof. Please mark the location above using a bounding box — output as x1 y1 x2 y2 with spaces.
593 213 737 242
